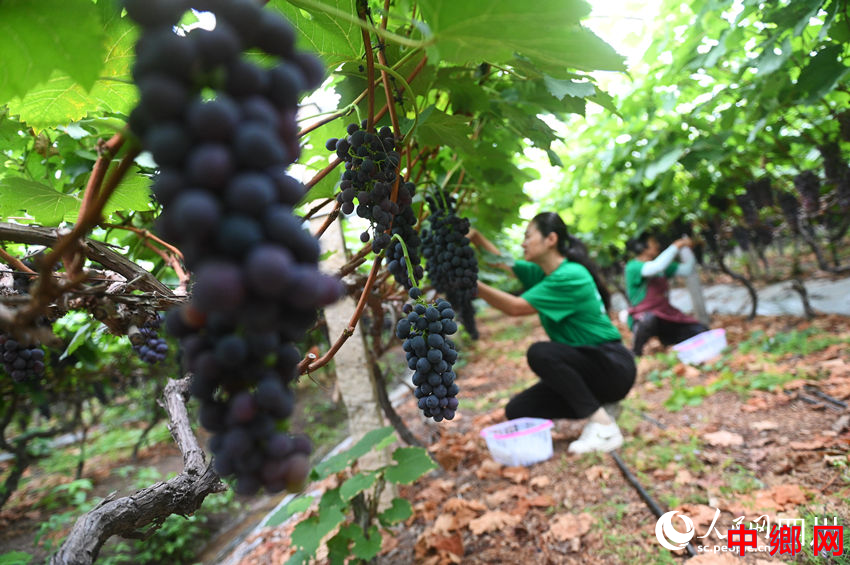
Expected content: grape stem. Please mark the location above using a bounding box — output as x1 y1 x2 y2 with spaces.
312 201 342 238
389 233 417 287
357 0 377 131
299 256 384 374
0 246 36 275
290 0 431 48
17 137 141 327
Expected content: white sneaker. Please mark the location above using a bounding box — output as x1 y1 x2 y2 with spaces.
568 421 624 454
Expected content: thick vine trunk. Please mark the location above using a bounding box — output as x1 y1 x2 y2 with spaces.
0 222 174 296
50 378 225 565
715 252 758 320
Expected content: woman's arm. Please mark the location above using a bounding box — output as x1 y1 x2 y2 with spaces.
476 280 537 316
674 246 696 276
468 228 514 274
640 237 691 277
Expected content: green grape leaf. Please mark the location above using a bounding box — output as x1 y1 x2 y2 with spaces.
0 0 105 104
60 322 94 361
102 171 154 217
383 447 438 484
795 43 849 103
6 6 137 130
265 495 315 528
0 177 80 225
378 497 413 526
417 0 625 73
291 506 346 554
415 106 473 153
543 76 596 101
270 0 361 69
350 525 382 560
311 426 396 480
339 471 378 502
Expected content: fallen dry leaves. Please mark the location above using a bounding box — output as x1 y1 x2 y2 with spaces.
703 430 744 447
544 512 594 543
468 510 521 535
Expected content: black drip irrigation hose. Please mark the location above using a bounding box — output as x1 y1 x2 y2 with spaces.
609 450 698 558
805 387 848 409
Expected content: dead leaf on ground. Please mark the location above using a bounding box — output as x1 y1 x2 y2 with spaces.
511 494 558 516
789 437 829 450
475 459 503 480
415 479 457 501
745 484 808 513
674 469 695 485
443 498 487 513
501 466 530 483
485 485 528 506
433 513 457 535
585 465 612 481
752 420 778 431
674 363 702 379
652 463 678 481
677 504 718 532
544 513 594 542
703 430 744 447
468 510 521 535
529 475 551 489
415 528 464 563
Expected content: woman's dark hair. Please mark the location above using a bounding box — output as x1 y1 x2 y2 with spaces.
626 232 653 256
531 212 612 311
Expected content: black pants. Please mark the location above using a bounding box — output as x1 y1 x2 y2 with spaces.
505 341 636 420
631 313 708 356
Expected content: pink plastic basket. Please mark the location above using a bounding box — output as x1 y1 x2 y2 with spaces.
480 417 554 466
672 328 727 364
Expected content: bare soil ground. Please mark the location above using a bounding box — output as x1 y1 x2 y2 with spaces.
238 308 850 565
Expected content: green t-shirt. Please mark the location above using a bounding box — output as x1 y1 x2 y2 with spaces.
624 259 679 306
513 259 621 347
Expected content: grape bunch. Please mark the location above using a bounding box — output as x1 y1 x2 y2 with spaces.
818 142 850 210
421 191 479 339
735 191 759 226
126 0 342 494
744 178 774 209
839 112 850 143
326 123 413 252
818 142 848 183
396 287 459 422
776 190 801 231
793 170 821 215
731 226 751 251
132 315 168 365
0 331 46 382
384 203 424 289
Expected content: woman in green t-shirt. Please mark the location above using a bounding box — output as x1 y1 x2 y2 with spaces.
468 212 636 454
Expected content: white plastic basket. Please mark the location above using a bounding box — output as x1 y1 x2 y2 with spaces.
480 417 554 467
672 328 727 365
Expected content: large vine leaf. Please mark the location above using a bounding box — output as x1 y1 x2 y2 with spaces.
794 43 849 104
270 0 361 69
0 177 79 225
5 7 138 130
417 0 625 73
383 447 438 484
0 0 105 105
415 106 473 153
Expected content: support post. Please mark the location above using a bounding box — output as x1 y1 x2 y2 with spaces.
309 214 396 507
685 270 710 327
